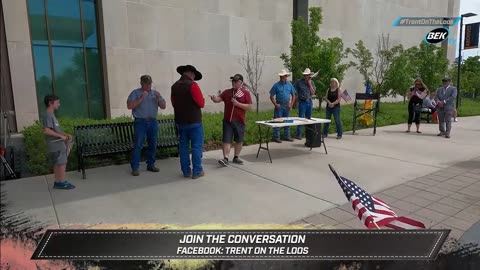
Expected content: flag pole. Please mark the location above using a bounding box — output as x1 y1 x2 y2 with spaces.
229 105 235 122
229 88 235 122
373 221 381 230
230 83 244 122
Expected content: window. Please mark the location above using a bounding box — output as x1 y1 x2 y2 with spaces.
293 0 309 23
27 0 105 119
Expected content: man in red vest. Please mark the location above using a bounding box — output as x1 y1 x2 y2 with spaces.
171 65 205 179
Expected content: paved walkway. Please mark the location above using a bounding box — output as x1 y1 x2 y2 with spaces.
2 116 480 241
294 157 480 240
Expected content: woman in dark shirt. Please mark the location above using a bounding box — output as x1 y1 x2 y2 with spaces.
406 78 428 133
323 78 343 139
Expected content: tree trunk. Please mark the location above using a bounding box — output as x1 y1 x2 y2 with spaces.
255 93 259 114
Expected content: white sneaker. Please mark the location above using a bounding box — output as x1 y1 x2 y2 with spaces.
454 118 458 122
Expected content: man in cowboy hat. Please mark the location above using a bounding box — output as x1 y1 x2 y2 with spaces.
269 69 296 143
127 75 167 176
171 65 206 179
434 77 457 138
210 74 252 166
294 68 316 140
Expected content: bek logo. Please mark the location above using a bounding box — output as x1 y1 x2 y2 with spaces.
424 28 450 44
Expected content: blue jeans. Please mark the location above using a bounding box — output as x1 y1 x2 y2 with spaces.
131 119 158 170
273 105 291 139
178 123 204 177
323 105 343 137
296 100 313 137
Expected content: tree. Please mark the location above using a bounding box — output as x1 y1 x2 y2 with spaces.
348 34 400 97
408 43 449 91
315 37 350 95
239 35 265 113
383 46 416 103
372 34 401 96
450 56 480 99
281 7 350 109
347 40 373 84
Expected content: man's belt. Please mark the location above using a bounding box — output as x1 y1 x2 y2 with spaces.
135 117 156 121
299 98 312 101
277 101 290 104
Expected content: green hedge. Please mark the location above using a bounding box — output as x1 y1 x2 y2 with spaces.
22 99 480 176
22 116 132 175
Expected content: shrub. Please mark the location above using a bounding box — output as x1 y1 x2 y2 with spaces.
22 116 132 176
22 99 480 176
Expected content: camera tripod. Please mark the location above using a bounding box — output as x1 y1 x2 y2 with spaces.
1 111 17 179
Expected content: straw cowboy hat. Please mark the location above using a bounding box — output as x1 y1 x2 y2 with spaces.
302 68 314 76
278 69 291 76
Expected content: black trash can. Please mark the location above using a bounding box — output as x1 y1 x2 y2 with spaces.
305 123 322 148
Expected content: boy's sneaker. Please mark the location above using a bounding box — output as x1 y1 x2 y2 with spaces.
132 169 140 176
53 181 75 190
232 157 244 165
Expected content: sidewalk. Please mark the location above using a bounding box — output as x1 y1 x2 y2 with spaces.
2 116 480 240
295 157 480 241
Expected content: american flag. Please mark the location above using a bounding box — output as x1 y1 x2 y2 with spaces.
329 165 426 230
341 89 352 102
234 89 244 98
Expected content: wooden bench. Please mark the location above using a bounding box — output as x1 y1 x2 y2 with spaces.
74 119 179 179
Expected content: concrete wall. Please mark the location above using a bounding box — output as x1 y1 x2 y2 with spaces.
2 0 461 130
102 0 292 118
309 0 460 95
2 0 39 130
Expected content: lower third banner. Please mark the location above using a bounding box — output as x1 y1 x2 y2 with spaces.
31 229 449 260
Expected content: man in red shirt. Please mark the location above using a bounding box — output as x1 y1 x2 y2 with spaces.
210 74 252 166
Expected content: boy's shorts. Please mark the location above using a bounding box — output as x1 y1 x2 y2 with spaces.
48 138 72 166
49 149 68 165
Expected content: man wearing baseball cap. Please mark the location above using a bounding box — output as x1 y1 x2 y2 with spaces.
127 75 167 176
210 74 252 166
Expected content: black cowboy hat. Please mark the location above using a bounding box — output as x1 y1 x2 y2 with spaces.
176 65 202 81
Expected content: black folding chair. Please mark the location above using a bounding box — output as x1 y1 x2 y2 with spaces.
352 93 380 136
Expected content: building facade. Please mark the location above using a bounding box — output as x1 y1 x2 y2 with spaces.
1 0 459 131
